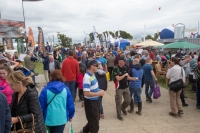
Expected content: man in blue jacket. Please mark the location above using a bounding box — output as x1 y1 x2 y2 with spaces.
129 59 143 115
0 92 11 133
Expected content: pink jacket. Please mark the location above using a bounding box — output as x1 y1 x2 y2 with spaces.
0 79 14 105
77 73 84 89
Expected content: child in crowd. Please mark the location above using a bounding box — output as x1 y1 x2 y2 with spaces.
0 64 14 106
95 62 107 119
77 67 85 107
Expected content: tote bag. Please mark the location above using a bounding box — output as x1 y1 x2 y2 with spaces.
153 83 161 99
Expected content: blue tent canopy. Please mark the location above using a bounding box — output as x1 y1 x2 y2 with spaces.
114 39 130 50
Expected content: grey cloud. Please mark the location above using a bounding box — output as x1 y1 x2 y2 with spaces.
0 0 200 43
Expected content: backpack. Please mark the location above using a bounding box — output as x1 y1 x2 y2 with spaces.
111 65 127 81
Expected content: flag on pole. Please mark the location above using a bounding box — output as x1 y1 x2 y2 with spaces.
107 31 110 42
118 29 120 48
38 27 45 53
28 27 35 47
93 26 100 47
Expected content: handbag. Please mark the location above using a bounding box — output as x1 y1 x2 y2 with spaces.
153 83 161 99
12 113 35 133
168 68 186 92
106 72 110 81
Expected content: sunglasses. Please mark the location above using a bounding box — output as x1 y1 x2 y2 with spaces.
92 64 98 67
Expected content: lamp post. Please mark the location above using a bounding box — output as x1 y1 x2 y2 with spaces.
52 35 54 48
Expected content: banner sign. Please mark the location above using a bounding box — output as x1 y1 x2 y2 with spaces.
5 38 13 50
0 19 25 38
28 27 34 47
38 27 45 52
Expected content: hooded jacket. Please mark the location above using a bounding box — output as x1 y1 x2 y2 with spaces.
0 79 13 105
95 69 108 91
39 81 75 126
129 64 143 89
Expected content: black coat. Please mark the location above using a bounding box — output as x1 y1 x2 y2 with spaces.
11 87 46 133
95 72 108 91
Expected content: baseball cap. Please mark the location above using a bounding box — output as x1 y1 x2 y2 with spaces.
87 60 98 67
118 56 125 61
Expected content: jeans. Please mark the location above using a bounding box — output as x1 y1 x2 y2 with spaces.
129 87 142 103
99 96 104 115
47 124 65 133
30 70 35 84
65 81 76 100
145 80 154 98
197 83 200 107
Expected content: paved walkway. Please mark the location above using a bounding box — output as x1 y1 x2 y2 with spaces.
36 75 200 133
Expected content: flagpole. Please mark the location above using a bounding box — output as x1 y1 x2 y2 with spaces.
22 0 26 28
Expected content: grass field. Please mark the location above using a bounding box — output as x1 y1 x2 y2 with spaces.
157 77 196 100
22 62 44 74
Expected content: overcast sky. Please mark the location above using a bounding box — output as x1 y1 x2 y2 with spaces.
0 0 200 43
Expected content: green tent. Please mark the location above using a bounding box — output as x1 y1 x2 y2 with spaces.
160 40 200 49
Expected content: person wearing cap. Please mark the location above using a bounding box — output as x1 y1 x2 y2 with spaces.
24 51 38 84
113 56 137 121
79 60 104 133
95 52 105 67
95 62 107 119
14 60 34 78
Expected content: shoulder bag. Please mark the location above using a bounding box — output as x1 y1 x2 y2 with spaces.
168 68 186 92
12 113 35 133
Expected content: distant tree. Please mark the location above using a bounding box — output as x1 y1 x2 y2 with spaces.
115 30 133 39
57 33 72 47
145 35 154 40
153 32 160 41
197 34 200 38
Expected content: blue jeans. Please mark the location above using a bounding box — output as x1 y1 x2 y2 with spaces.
145 80 154 98
129 88 142 103
197 83 200 107
30 70 35 84
65 81 76 100
47 124 65 133
99 96 104 114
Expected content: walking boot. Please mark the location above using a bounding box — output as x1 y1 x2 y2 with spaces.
128 99 134 113
136 102 142 115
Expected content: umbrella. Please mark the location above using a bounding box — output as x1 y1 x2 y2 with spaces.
160 40 200 49
135 39 164 47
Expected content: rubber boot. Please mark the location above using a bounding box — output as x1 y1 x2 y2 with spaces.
136 102 142 115
128 99 134 113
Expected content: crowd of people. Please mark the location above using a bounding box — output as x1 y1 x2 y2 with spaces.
0 45 200 133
